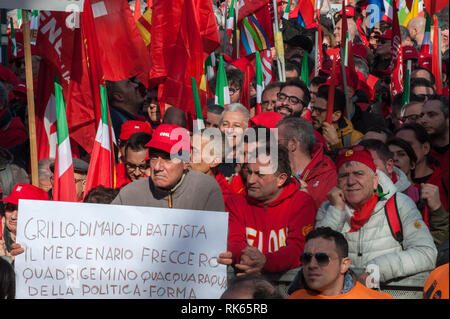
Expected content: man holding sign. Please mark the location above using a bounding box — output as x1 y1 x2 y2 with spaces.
112 124 225 212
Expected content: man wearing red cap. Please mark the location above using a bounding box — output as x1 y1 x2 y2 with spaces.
117 120 153 163
1 183 49 257
315 146 437 285
112 124 225 212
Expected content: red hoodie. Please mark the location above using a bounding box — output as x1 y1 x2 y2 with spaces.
226 178 317 273
298 143 337 209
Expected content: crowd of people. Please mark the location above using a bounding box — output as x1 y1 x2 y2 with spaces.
0 0 449 299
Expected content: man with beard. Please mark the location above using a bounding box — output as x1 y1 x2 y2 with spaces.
419 95 449 171
274 79 310 119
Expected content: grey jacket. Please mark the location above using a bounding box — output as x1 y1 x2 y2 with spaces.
112 170 225 212
315 170 437 283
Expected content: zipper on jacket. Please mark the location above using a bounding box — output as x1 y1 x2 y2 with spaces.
168 193 172 208
357 231 362 257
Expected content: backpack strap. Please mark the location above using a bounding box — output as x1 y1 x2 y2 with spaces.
384 194 404 244
342 132 352 148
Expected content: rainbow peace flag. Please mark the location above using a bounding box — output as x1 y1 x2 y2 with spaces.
239 14 271 56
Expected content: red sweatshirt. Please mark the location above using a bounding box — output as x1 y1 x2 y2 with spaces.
226 179 317 273
299 143 337 209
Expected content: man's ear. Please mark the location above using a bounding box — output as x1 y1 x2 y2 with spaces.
373 173 379 190
340 257 351 274
113 91 124 102
277 172 288 187
287 138 298 152
332 110 342 122
386 159 395 176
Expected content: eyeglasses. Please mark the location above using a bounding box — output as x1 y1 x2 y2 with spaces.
411 93 433 102
300 252 335 267
401 114 422 123
126 162 150 173
277 92 305 107
261 100 277 108
310 106 327 115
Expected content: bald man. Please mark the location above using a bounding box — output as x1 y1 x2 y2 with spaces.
334 18 358 47
407 17 426 49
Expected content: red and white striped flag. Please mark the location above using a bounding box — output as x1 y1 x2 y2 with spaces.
261 49 273 85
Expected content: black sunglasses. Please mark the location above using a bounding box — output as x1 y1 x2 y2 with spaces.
300 252 332 267
411 93 433 102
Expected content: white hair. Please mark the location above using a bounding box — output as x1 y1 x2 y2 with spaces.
219 103 250 128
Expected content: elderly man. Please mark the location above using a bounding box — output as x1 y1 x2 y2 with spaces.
274 79 310 118
218 145 317 274
288 227 393 299
112 124 225 212
315 146 437 284
277 117 337 208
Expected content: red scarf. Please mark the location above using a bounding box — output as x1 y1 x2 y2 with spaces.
349 193 379 232
391 171 398 184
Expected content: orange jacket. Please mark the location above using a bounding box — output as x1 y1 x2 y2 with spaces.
289 281 393 299
423 263 449 299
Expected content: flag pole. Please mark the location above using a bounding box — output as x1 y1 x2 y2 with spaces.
272 0 286 82
22 9 39 186
222 0 228 55
235 0 240 59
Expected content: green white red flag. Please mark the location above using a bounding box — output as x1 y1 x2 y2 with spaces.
432 15 443 94
52 79 78 202
10 18 17 57
191 77 205 131
84 84 115 195
255 50 264 114
215 55 230 107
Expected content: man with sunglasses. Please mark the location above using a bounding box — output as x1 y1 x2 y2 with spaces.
274 79 310 119
410 78 435 103
400 101 424 125
315 147 437 285
288 227 393 299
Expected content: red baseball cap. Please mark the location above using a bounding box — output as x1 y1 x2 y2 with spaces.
0 183 49 206
119 120 153 141
402 46 418 61
249 112 283 129
336 146 376 173
12 82 27 95
325 65 360 91
145 124 190 161
418 53 432 71
345 6 355 17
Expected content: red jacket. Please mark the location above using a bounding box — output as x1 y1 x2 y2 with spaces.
226 179 317 273
215 171 236 203
0 108 28 150
298 143 337 208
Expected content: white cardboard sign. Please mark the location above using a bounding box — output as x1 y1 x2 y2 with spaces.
14 200 229 299
1 0 84 12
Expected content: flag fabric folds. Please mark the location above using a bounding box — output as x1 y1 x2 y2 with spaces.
52 79 77 202
390 0 403 98
215 55 230 107
255 51 265 114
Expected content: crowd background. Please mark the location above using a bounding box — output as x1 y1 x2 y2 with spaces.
0 0 449 299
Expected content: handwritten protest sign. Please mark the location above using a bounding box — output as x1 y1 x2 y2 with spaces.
14 200 228 299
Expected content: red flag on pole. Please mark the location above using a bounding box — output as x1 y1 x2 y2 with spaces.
134 0 141 20
390 0 403 98
153 0 220 116
432 15 443 94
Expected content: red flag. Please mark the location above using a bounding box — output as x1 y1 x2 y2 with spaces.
297 0 315 26
65 0 105 154
35 11 77 160
226 54 256 110
134 0 141 20
423 0 447 16
432 15 442 94
90 0 151 86
154 0 220 115
238 0 269 22
390 0 403 98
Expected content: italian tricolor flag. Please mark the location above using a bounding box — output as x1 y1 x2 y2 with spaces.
10 18 17 57
226 0 236 39
255 50 264 114
420 11 431 54
215 55 230 107
84 85 115 196
283 0 292 20
191 77 205 131
52 79 77 202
